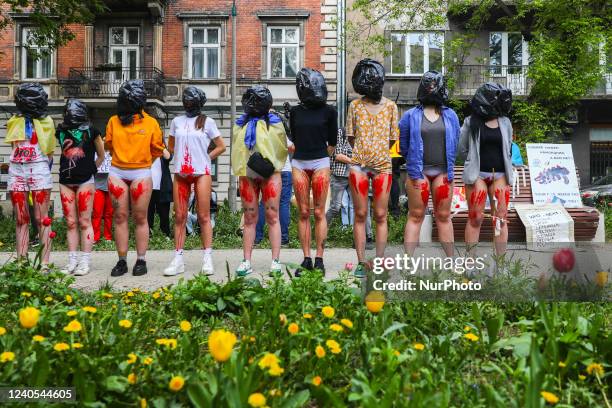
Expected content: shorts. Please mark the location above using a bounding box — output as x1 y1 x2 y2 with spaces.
292 157 330 172
479 171 505 185
350 164 381 178
422 165 446 181
8 161 53 192
60 176 95 189
109 166 152 182
245 167 278 181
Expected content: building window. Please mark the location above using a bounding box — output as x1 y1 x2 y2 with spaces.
21 27 53 80
189 27 220 79
489 32 529 75
389 31 444 75
109 27 140 80
267 26 299 79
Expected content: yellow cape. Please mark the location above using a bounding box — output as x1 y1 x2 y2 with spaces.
5 115 56 155
231 120 288 177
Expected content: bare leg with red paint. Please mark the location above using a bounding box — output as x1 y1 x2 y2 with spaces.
12 191 31 260
311 169 330 265
431 175 454 257
371 173 391 258
32 190 52 266
491 177 509 256
165 175 193 276
109 176 130 276
262 173 282 274
75 184 95 275
292 168 313 260
403 178 430 256
465 179 488 258
60 185 79 273
237 176 260 276
130 177 153 275
194 175 214 274
349 169 370 266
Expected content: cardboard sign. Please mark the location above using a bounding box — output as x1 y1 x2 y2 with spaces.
526 143 582 207
389 140 401 158
515 204 575 244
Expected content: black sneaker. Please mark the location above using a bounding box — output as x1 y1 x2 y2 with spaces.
133 260 148 276
294 257 313 278
111 260 128 277
314 257 325 276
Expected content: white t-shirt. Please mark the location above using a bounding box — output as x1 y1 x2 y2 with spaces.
170 115 221 176
11 138 46 164
282 137 293 172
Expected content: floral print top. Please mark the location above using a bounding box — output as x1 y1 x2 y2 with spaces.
345 97 399 173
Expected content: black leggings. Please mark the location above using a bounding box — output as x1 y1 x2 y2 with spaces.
147 190 171 237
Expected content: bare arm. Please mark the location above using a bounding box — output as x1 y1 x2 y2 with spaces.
209 136 226 161
94 136 105 168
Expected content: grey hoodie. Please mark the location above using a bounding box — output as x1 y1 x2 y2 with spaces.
458 115 514 186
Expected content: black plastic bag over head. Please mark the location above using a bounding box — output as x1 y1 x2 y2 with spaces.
15 83 48 118
241 85 273 117
417 71 448 106
470 82 513 119
183 86 207 118
296 68 328 108
62 99 89 128
352 59 385 102
117 79 147 122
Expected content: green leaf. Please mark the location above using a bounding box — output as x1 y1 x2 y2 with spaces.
187 382 211 408
30 350 50 386
216 297 226 311
382 322 408 337
485 312 504 346
281 389 310 408
103 375 128 393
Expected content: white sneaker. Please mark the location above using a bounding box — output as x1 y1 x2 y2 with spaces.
73 262 90 276
235 259 253 277
60 262 78 275
269 259 282 276
201 254 214 276
164 257 185 276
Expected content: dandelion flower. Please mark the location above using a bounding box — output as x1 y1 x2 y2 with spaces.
0 327 6 336
288 323 299 335
168 375 185 392
586 363 604 377
413 343 425 351
315 345 326 358
258 353 279 369
127 373 137 385
365 291 384 313
53 342 70 352
72 343 83 349
102 293 113 299
463 325 471 332
140 398 147 408
340 318 353 329
558 362 566 368
321 306 335 318
578 375 586 381
119 319 133 329
0 351 15 363
63 320 82 333
180 320 192 332
21 291 32 297
303 313 313 319
540 391 559 404
127 353 137 364
330 323 343 332
393 350 401 356
268 363 284 376
464 333 479 342
32 335 45 342
44 296 53 302
143 357 153 365
248 393 266 407
66 310 78 317
65 295 73 304
82 306 97 314
208 329 237 362
19 307 40 329
312 376 322 386
152 292 161 300
326 339 341 354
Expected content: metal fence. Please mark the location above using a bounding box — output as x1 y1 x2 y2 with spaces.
61 67 165 100
449 65 532 97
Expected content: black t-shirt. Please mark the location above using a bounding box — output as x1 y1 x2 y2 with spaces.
289 104 338 160
479 125 505 173
57 127 102 185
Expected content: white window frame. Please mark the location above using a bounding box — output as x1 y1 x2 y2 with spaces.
21 27 54 80
188 26 221 79
489 32 529 76
266 26 299 79
388 31 445 77
108 27 140 81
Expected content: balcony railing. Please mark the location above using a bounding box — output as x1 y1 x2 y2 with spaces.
450 65 532 97
61 67 165 100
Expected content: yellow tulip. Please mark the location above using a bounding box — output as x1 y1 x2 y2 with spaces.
208 329 237 362
365 291 385 313
19 307 40 329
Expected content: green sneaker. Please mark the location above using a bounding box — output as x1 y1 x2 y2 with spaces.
236 259 253 277
269 258 282 277
354 262 367 278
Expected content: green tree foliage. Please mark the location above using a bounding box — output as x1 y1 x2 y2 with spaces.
0 0 106 52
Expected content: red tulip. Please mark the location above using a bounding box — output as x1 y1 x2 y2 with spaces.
345 262 354 271
49 231 57 239
552 248 575 273
42 216 52 227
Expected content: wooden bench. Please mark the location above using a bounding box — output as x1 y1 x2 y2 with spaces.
430 166 600 242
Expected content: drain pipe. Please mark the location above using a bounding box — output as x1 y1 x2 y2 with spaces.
337 0 347 127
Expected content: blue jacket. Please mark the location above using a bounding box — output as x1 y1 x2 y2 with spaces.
399 105 461 181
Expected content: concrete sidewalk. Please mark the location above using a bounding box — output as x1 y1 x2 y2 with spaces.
0 248 358 292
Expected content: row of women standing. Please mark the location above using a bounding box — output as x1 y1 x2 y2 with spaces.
232 59 514 278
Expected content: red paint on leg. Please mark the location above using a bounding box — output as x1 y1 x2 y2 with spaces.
504 188 510 206
373 175 385 198
239 178 254 204
180 145 195 175
11 192 30 224
294 176 309 199
60 193 74 216
469 210 480 220
78 190 92 212
434 177 450 208
262 182 278 202
108 182 125 200
470 190 486 206
386 174 392 193
34 190 48 205
350 172 369 197
130 182 146 202
420 182 430 206
312 174 329 201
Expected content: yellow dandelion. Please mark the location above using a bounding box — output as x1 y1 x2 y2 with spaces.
464 333 479 342
127 353 137 364
102 293 113 299
288 322 299 335
312 376 322 386
179 320 192 332
413 343 425 351
340 318 353 329
118 319 133 329
21 291 32 297
53 342 70 352
127 291 135 297
268 363 284 376
365 291 385 313
127 373 137 385
315 345 326 358
19 306 40 329
326 339 341 354
0 351 15 363
249 336 256 343
578 375 586 381
32 335 45 342
207 329 237 362
65 295 73 304
248 392 266 407
143 357 153 365
303 313 313 319
140 398 147 408
558 362 566 368
258 353 279 369
71 343 83 349
330 323 344 332
44 296 53 302
82 306 97 314
540 391 559 405
464 325 471 332
0 327 6 336
393 349 401 356
164 294 173 301
63 320 82 333
168 375 185 392
586 363 604 377
152 292 161 300
321 306 335 318
66 310 78 317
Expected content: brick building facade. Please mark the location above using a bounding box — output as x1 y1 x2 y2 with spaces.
0 0 340 213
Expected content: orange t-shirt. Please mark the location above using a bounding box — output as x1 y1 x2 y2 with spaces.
105 112 164 169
